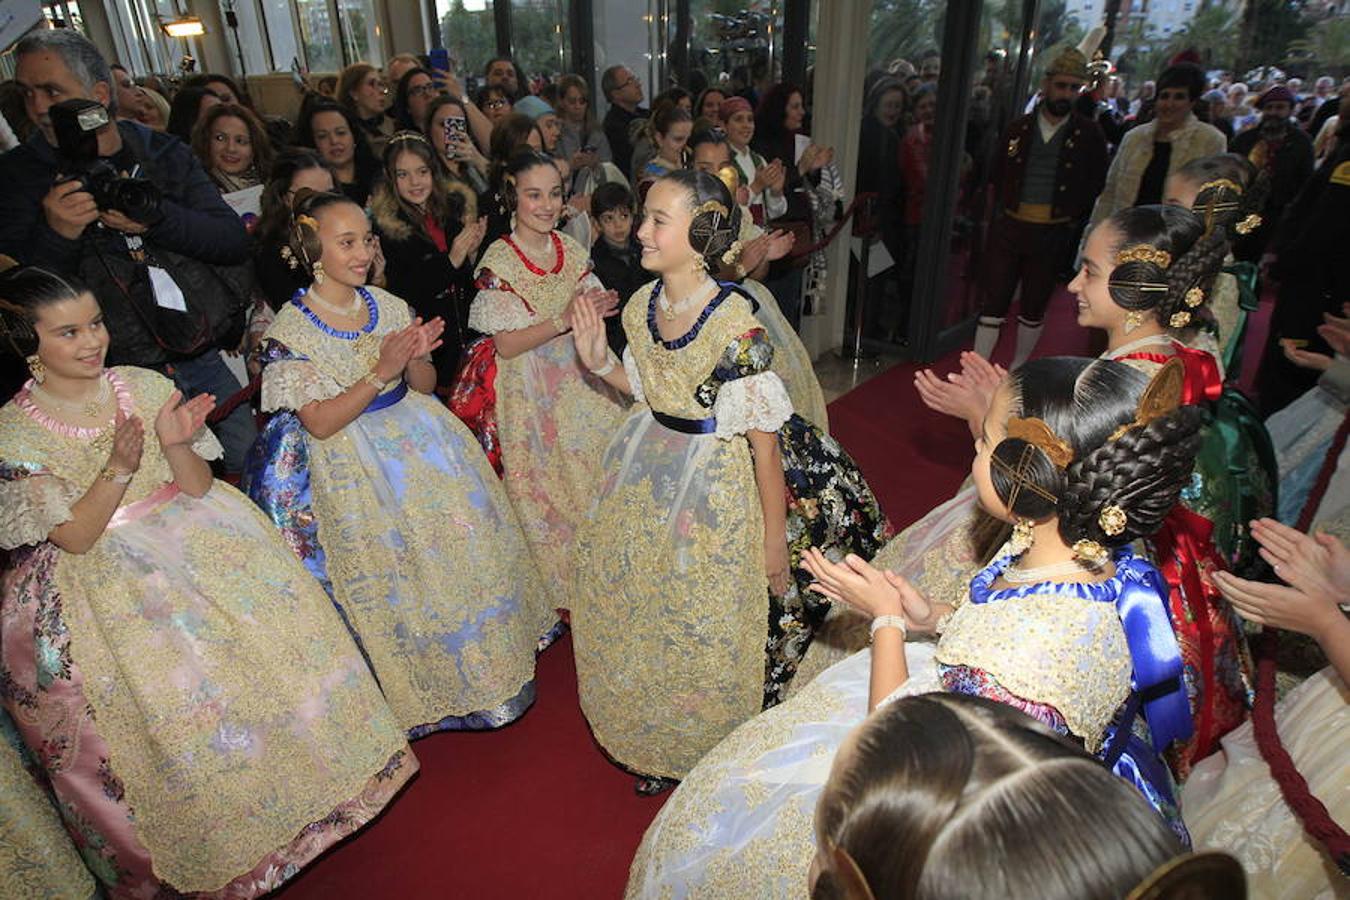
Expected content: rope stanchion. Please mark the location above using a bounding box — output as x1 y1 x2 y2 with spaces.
1250 630 1350 875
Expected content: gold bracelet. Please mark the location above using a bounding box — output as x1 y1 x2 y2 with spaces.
362 370 387 391
99 466 133 485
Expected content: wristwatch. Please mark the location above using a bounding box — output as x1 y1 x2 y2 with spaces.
99 466 133 484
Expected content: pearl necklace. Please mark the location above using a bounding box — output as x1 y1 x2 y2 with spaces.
306 286 364 317
1002 557 1102 584
30 376 112 420
658 278 717 321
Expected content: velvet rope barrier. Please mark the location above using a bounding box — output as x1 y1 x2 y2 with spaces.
785 192 879 260
206 372 261 425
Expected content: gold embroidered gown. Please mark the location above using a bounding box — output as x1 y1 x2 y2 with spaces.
571 283 887 780
247 285 548 737
466 231 627 599
0 366 414 898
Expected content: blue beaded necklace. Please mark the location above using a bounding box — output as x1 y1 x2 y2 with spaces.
647 280 735 350
291 285 380 339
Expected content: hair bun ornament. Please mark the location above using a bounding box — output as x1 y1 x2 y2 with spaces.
715 164 741 195
1098 503 1128 536
721 239 744 266
1234 212 1262 235
1184 286 1205 308
1108 357 1186 442
1072 539 1110 566
1005 416 1075 468
1125 851 1247 899
1115 244 1172 268
1169 310 1192 329
296 214 320 232
0 255 19 274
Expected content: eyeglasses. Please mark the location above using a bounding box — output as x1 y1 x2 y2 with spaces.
409 84 437 97
616 76 638 91
486 99 509 110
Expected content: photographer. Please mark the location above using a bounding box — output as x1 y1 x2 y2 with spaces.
0 29 255 473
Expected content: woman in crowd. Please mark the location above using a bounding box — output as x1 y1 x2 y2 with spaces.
694 86 727 129
0 264 414 897
628 353 1204 895
1087 62 1227 233
338 62 394 155
244 189 549 738
636 103 693 193
514 95 563 158
425 95 492 200
557 74 613 168
857 78 906 340
476 84 513 127
371 132 486 387
165 84 220 144
722 95 788 224
569 170 887 794
391 66 438 132
192 102 273 200
184 72 249 109
809 694 1194 900
254 149 337 309
295 98 381 207
452 150 626 598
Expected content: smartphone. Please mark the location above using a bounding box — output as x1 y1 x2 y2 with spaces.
443 115 467 157
428 47 451 77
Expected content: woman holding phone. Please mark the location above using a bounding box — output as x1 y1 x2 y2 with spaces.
425 95 490 199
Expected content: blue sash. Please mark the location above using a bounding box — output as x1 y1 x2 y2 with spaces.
364 379 408 414
652 410 717 434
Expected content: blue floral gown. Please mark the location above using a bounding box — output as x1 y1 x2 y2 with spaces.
626 547 1192 897
244 285 550 738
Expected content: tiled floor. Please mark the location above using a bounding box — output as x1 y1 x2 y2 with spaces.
813 349 905 404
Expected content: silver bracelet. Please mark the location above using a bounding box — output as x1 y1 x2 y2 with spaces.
869 614 907 642
589 359 615 377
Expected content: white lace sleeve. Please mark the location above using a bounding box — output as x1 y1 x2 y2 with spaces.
468 290 535 334
713 371 792 439
191 427 224 461
260 358 343 413
622 346 645 404
0 472 76 550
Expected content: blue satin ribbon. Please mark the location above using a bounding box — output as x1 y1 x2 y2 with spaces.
1115 564 1194 753
363 379 407 414
652 410 717 434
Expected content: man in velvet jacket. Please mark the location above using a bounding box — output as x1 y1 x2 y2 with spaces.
973 47 1108 368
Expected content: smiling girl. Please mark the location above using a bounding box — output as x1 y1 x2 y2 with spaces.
372 132 486 386
244 189 548 739
0 264 413 897
452 150 626 605
568 170 887 793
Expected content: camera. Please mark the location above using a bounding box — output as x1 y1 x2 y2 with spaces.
50 98 163 225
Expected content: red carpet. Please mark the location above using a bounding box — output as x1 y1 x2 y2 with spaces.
274 286 1273 899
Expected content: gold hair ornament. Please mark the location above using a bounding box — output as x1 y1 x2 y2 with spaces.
1197 177 1243 198
721 239 743 266
1169 310 1192 329
296 214 320 232
1115 244 1172 268
279 245 300 270
990 444 1061 511
388 131 429 146
1234 212 1262 235
1005 416 1075 469
1107 357 1186 442
694 199 730 221
1008 517 1036 555
1098 504 1128 536
1072 539 1110 565
1184 286 1205 308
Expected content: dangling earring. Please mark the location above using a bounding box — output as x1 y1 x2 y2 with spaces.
690 255 706 278
1123 310 1144 334
1008 518 1035 556
312 261 325 286
26 354 45 384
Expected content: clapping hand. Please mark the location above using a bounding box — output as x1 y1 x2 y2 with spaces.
155 389 215 448
450 216 487 268
570 286 609 372
108 408 145 474
914 352 1005 433
375 320 439 382
409 317 446 358
571 284 621 321
802 549 904 618
1212 518 1350 638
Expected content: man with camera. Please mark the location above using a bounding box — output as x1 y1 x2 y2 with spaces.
0 29 255 472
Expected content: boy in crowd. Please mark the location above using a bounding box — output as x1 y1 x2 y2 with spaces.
589 182 647 355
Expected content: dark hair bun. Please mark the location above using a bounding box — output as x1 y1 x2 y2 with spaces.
661 169 742 272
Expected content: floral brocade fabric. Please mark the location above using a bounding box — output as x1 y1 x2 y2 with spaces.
0 367 414 897
571 283 886 780
465 232 629 602
249 288 549 736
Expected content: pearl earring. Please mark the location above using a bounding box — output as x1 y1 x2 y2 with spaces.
313 261 326 286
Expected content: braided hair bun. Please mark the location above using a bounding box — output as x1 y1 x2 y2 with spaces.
0 265 88 359
1104 204 1229 332
1174 153 1269 240
659 169 743 273
992 357 1205 550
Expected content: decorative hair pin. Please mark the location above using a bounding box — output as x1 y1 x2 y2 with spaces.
1072 539 1110 565
1184 286 1205 308
1115 244 1172 268
1197 177 1243 197
990 445 1060 510
1107 358 1185 443
1234 212 1262 235
1098 503 1127 536
694 199 730 220
389 131 429 146
721 239 744 266
296 214 319 232
1006 416 1075 468
1169 311 1192 328
279 245 300 270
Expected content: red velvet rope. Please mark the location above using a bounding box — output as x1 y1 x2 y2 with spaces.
785 192 878 260
205 373 260 425
1251 631 1350 875
1296 411 1350 533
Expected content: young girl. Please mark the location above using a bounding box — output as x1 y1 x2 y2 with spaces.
809 695 1189 900
452 151 626 595
0 266 413 897
627 356 1204 896
244 190 548 738
371 132 487 387
254 149 338 310
637 104 693 196
569 170 888 792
